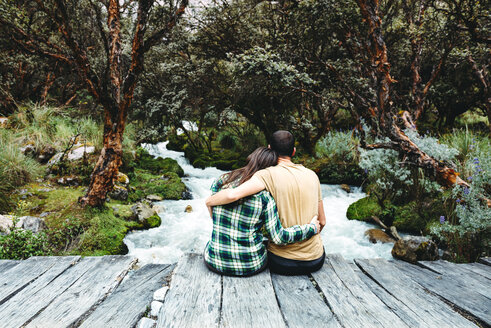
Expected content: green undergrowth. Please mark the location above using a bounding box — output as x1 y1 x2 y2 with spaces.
128 170 186 202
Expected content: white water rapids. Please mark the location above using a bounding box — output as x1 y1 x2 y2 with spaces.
124 142 394 265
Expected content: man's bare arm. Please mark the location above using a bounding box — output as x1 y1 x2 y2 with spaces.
205 176 265 206
318 200 326 232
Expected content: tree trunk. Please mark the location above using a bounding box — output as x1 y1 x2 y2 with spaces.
79 107 125 207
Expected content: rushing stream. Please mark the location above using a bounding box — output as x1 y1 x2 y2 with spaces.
124 142 394 265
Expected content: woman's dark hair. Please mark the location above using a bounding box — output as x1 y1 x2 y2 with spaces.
222 147 278 186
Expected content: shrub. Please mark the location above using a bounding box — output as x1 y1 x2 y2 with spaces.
0 220 50 259
315 130 359 164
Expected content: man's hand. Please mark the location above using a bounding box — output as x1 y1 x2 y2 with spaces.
205 176 265 206
310 215 320 234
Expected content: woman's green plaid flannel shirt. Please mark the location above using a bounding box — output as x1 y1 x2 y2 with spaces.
204 175 316 276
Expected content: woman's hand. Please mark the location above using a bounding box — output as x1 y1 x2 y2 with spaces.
310 215 320 234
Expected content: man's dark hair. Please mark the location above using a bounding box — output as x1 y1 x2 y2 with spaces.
270 130 295 157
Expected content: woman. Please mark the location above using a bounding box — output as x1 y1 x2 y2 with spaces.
204 147 319 276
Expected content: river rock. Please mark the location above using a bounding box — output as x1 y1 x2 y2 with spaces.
108 185 128 201
153 286 169 302
391 236 439 263
365 229 395 244
152 204 165 213
340 184 351 193
185 205 193 213
182 189 193 200
131 202 158 222
150 301 163 317
137 318 156 328
146 194 163 202
18 216 46 233
0 117 8 128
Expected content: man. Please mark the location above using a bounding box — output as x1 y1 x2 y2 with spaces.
206 130 326 275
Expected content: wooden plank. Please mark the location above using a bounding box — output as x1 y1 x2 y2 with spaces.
328 254 409 328
221 270 286 328
25 255 136 328
271 273 340 328
479 257 491 266
0 256 82 328
460 263 491 280
0 260 20 274
419 260 491 296
0 256 60 304
356 258 477 327
79 264 173 328
349 263 427 327
156 253 221 328
394 260 490 326
311 260 383 327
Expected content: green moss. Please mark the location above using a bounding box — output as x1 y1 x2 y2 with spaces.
136 148 184 176
393 200 442 234
129 170 187 202
346 196 382 221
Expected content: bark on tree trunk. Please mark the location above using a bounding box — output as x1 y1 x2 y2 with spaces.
79 108 125 207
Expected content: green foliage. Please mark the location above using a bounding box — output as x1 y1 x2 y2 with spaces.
315 130 360 164
0 220 50 259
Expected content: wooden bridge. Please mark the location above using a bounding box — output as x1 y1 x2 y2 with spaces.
0 253 489 328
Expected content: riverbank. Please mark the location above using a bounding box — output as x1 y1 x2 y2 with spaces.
0 106 188 259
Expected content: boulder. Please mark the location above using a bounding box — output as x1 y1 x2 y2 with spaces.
67 144 95 161
340 184 351 193
108 185 128 201
365 229 396 244
116 172 130 186
152 204 165 213
18 216 46 233
182 189 193 200
391 236 439 263
185 205 193 213
37 145 56 163
0 117 8 128
146 194 163 202
131 202 158 222
57 176 80 186
0 214 19 233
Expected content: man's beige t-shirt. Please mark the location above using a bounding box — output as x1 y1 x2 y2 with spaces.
254 163 324 261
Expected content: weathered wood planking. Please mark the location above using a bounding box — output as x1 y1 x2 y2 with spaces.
221 269 286 328
25 256 136 328
479 257 491 266
79 264 173 328
271 273 341 328
0 260 20 274
311 260 384 327
460 263 491 280
395 260 490 326
0 256 60 305
157 253 221 328
329 254 410 327
0 256 81 328
349 262 427 327
356 258 478 328
419 260 491 297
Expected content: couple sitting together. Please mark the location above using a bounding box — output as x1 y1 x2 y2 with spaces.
204 130 326 276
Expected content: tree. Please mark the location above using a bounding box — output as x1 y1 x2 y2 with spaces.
0 0 188 206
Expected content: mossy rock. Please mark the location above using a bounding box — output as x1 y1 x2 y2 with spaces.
129 170 187 202
133 214 161 230
192 158 209 169
167 134 187 151
393 200 443 234
136 148 184 177
346 197 381 222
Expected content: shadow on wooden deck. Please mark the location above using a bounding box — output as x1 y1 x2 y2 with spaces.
0 253 489 328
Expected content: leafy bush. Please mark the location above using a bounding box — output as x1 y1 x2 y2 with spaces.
0 221 50 259
315 130 359 164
